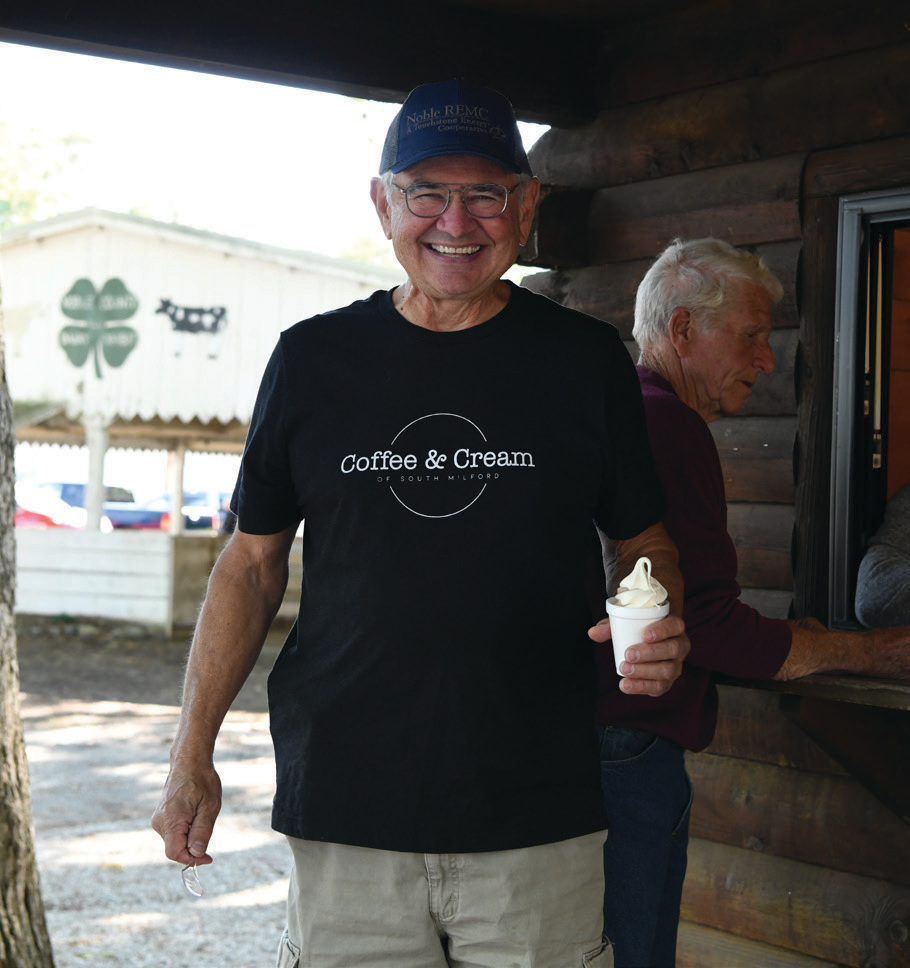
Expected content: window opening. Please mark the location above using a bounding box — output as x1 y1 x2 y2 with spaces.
830 189 910 627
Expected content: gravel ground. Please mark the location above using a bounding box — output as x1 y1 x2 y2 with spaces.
16 613 292 968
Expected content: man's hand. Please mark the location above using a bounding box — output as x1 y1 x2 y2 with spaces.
589 613 689 696
150 525 297 867
151 761 223 867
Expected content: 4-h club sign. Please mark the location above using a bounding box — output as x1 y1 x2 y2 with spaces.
59 277 140 378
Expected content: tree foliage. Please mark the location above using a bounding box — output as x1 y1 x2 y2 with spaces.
0 120 89 230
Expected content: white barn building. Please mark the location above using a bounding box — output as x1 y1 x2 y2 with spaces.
2 208 403 627
4 207 402 510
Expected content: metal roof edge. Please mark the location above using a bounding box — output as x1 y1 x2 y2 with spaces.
0 207 404 286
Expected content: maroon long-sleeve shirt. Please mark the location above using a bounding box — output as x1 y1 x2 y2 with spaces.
594 366 791 751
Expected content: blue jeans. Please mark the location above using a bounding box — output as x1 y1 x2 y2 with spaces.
598 726 693 968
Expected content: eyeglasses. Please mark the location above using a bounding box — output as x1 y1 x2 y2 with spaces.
182 861 203 898
392 182 518 219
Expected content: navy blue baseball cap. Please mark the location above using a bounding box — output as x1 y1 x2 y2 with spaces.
379 78 532 176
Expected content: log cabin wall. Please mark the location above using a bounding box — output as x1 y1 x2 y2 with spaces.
523 4 910 966
525 2 910 622
680 682 910 968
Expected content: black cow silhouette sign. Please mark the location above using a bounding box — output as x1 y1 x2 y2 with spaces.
156 299 228 358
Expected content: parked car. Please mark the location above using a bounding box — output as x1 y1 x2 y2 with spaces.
35 481 136 530
14 482 88 529
45 481 136 508
20 480 222 532
120 491 222 532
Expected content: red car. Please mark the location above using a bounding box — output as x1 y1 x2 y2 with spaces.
14 483 88 529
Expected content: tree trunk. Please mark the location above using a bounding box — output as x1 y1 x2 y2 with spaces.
0 283 55 966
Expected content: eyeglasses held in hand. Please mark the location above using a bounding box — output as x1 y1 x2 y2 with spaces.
392 182 517 219
182 861 203 898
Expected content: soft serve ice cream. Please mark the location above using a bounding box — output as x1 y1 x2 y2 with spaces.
613 556 668 609
606 556 670 675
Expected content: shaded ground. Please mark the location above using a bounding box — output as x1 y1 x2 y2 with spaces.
15 613 291 968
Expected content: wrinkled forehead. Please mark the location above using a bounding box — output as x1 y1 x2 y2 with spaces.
728 281 775 326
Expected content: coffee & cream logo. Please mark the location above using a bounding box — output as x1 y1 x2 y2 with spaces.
339 412 535 519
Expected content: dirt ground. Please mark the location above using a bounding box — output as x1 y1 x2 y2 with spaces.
15 612 292 968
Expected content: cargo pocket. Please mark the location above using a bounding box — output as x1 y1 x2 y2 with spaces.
276 926 301 968
582 935 614 967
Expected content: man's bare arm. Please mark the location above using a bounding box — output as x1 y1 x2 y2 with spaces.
775 616 910 681
151 524 298 865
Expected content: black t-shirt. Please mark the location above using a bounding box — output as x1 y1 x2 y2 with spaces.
234 283 664 852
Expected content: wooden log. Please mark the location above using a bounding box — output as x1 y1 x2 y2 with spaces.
708 685 848 774
521 240 801 336
596 0 908 109
712 416 796 504
804 135 910 199
528 188 593 269
687 752 910 886
792 196 839 619
680 838 910 965
740 328 798 417
677 920 842 968
585 155 804 265
729 675 910 714
521 260 651 334
727 502 794 590
783 696 910 825
722 461 793 505
737 549 793 592
721 454 794 505
531 42 910 188
739 588 792 620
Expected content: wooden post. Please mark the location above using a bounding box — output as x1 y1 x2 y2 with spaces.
84 412 109 532
166 442 187 536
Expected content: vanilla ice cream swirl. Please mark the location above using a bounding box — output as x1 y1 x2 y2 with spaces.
614 556 668 608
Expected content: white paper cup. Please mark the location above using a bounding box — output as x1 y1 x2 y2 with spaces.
606 596 670 675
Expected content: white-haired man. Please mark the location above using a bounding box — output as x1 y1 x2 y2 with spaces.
594 236 910 968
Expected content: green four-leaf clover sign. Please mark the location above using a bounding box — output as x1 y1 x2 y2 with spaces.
59 278 140 378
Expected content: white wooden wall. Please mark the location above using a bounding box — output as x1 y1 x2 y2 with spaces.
15 529 174 629
3 213 403 428
15 530 303 632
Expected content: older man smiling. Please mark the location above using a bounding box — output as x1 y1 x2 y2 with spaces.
153 79 688 968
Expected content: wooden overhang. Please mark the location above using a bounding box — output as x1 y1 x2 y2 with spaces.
8 0 897 128
13 402 249 454
0 0 623 124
